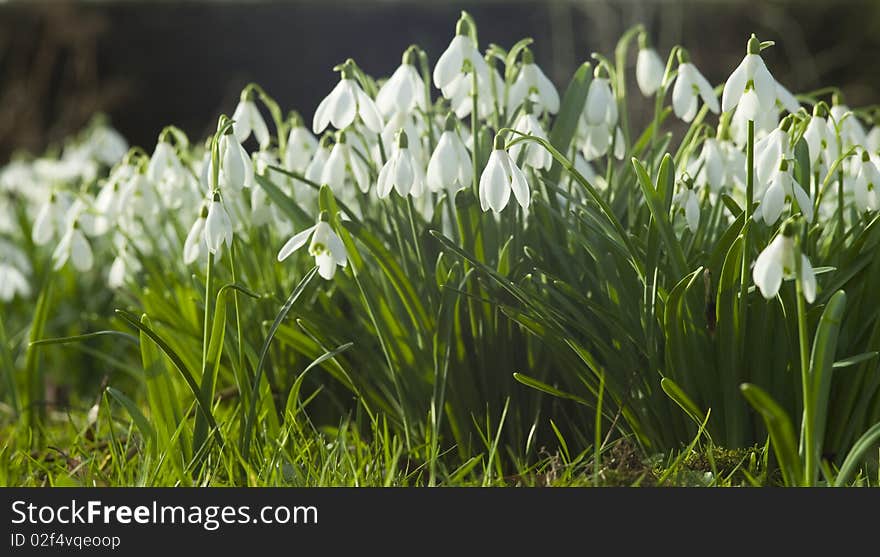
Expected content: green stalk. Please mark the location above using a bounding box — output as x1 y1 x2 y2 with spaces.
0 312 18 414
794 244 815 487
470 66 480 197
229 240 244 385
406 195 426 280
200 252 214 383
739 120 755 316
837 168 845 237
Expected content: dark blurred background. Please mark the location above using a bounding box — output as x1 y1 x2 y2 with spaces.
1 0 878 162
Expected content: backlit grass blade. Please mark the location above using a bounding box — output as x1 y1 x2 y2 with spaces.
740 383 803 486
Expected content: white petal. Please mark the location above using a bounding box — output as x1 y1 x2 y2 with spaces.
377 159 394 199
315 252 337 279
508 157 531 210
232 100 252 143
792 181 813 223
722 57 749 112
433 36 467 89
32 203 55 245
636 48 665 96
750 56 776 113
800 255 816 303
249 103 271 149
775 81 800 114
689 64 719 114
753 240 783 299
70 229 93 272
277 225 316 261
761 179 785 225
685 193 701 232
355 87 384 133
183 217 205 265
479 151 511 213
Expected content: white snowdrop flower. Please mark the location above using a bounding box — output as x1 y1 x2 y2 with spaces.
753 225 816 303
377 130 425 199
0 159 35 196
866 125 880 153
854 150 880 213
183 204 208 265
107 238 141 289
277 217 348 280
830 103 868 150
803 105 839 168
509 105 552 171
433 15 489 91
52 221 94 272
673 179 701 233
321 132 371 195
381 111 425 165
204 194 233 254
219 132 254 191
376 48 425 118
426 115 472 194
313 59 384 135
232 90 271 149
584 75 617 127
90 125 129 166
580 123 611 161
507 48 560 115
636 37 665 97
147 140 182 184
721 35 776 117
306 135 333 185
756 160 812 225
755 117 793 188
693 138 726 191
479 134 530 213
0 263 30 301
284 114 319 172
32 191 70 246
672 53 719 122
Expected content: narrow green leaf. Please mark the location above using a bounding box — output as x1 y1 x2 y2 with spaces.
740 383 803 486
106 386 156 448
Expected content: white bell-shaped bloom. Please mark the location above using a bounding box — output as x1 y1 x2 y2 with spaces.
376 51 425 118
755 161 813 225
509 109 552 171
306 136 333 184
755 120 792 188
313 61 384 135
636 46 665 97
507 48 559 114
321 133 371 194
285 120 319 173
183 205 208 265
580 123 611 161
722 36 776 117
830 104 868 150
753 229 816 303
52 221 93 272
32 191 70 246
277 219 348 280
107 238 141 289
433 17 489 91
377 131 425 199
426 117 472 194
803 110 839 168
219 133 254 191
0 263 30 301
673 184 701 233
672 60 719 122
774 81 800 115
689 138 726 191
232 93 271 149
443 65 502 119
584 76 617 127
866 126 880 153
90 125 129 166
380 111 425 164
479 135 531 213
204 195 233 254
854 151 880 213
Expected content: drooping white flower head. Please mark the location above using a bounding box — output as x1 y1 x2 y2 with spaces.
507 48 560 115
722 35 776 118
377 130 425 199
753 223 816 303
755 159 813 225
583 73 617 127
183 204 208 265
232 89 271 149
52 220 94 272
277 215 348 280
285 113 319 173
673 177 701 233
32 191 70 246
426 115 472 194
320 131 371 195
433 15 489 91
755 116 794 189
313 59 384 135
635 35 665 97
204 193 233 255
672 50 719 122
376 47 426 119
90 124 129 167
219 132 254 191
509 103 552 171
854 149 880 213
478 134 531 213
803 104 839 168
830 102 868 150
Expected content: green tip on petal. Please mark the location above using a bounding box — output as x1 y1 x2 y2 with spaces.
747 34 761 55
200 205 209 218
862 150 871 162
443 113 457 132
319 133 335 149
779 159 789 172
212 192 221 202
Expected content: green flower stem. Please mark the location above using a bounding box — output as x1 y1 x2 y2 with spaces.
794 240 815 487
200 251 214 384
470 67 480 198
837 168 845 236
406 195 426 280
740 119 755 312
